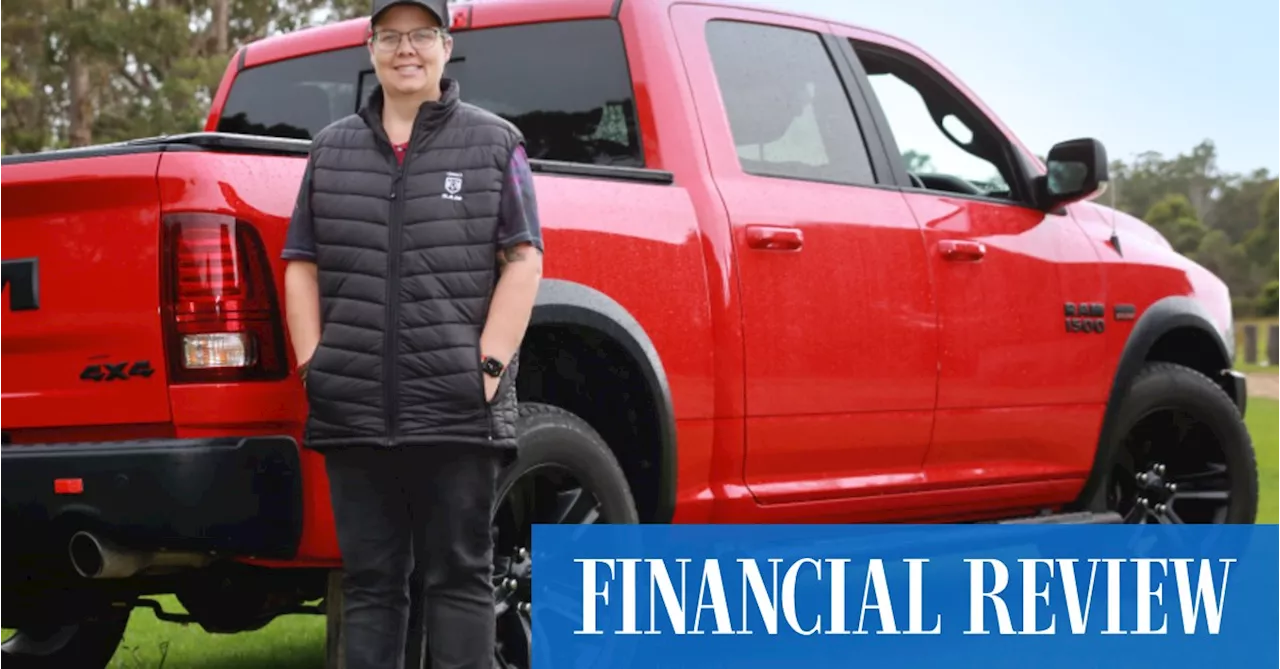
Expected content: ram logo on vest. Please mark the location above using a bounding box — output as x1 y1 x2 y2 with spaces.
443 172 464 201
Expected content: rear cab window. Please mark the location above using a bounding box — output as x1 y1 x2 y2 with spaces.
217 19 644 168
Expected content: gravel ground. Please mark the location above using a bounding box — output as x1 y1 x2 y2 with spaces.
1249 372 1279 400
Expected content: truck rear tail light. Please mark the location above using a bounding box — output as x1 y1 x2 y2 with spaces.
183 332 255 369
161 213 288 384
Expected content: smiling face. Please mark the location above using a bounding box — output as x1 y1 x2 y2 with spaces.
368 4 452 100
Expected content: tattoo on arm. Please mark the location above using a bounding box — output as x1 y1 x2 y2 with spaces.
497 244 538 268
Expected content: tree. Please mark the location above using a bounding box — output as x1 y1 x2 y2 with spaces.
1244 181 1279 274
1259 281 1279 318
0 55 31 152
1145 193 1207 255
1210 169 1276 243
1192 229 1250 299
1 0 354 153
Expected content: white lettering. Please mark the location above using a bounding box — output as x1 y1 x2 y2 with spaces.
738 558 781 634
783 558 822 635
905 559 941 634
575 558 614 635
856 558 898 634
1098 558 1127 635
826 558 850 634
1020 559 1055 634
574 554 1235 637
617 559 640 634
691 560 734 634
1058 559 1100 634
1134 559 1168 634
965 559 1014 635
645 558 688 635
1172 558 1233 634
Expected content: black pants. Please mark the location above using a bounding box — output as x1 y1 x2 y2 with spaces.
324 443 502 669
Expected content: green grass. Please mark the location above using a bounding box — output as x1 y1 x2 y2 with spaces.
102 596 325 668
4 401 1277 667
1247 397 1279 524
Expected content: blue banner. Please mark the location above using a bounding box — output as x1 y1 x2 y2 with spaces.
530 523 1278 668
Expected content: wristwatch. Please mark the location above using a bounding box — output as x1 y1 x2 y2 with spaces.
481 355 505 378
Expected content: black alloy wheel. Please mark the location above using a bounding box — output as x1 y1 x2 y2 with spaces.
491 403 640 669
1105 363 1258 525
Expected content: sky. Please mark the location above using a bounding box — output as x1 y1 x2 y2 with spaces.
739 0 1279 177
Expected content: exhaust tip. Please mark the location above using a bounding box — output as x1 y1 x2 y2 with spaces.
68 531 106 578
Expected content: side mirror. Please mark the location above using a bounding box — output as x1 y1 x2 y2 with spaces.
1035 138 1108 211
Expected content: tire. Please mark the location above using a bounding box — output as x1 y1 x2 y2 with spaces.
1100 362 1258 524
0 609 130 669
491 402 639 669
500 403 640 525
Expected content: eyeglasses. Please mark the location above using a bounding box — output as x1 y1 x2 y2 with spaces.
370 27 445 52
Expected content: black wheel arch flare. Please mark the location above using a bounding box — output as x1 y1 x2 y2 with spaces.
527 278 678 523
1072 295 1240 511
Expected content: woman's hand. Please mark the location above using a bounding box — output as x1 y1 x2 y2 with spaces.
484 373 499 403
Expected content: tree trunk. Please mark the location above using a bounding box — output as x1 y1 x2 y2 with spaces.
67 0 92 147
213 0 229 54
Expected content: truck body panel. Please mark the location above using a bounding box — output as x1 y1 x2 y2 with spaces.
2 153 174 436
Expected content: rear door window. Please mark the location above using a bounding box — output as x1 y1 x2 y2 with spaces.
704 19 876 186
217 19 644 167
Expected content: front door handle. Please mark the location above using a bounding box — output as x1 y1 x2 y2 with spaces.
939 239 986 261
746 225 803 251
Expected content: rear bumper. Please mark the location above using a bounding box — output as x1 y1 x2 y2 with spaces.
1 435 303 561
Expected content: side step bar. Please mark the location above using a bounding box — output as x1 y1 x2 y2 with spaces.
995 510 1124 525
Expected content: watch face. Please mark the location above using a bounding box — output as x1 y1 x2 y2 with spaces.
483 357 503 376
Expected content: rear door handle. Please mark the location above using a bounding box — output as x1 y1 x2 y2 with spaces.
746 225 803 251
939 239 986 261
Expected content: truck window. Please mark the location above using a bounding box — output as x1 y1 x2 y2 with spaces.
704 20 875 186
849 40 1023 202
218 48 366 141
218 19 643 167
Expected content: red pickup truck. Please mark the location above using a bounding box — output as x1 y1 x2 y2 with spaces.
1 0 1257 666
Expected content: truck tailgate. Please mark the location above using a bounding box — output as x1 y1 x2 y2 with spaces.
2 152 173 432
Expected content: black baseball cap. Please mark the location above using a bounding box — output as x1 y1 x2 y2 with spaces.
371 0 448 27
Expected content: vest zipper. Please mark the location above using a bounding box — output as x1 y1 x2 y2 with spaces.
385 145 408 448
381 119 445 448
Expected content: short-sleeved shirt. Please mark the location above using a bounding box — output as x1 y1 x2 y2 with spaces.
282 143 543 262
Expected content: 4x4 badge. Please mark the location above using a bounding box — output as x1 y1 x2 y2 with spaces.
80 361 155 382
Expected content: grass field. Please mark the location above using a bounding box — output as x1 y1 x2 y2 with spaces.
4 399 1277 667
104 604 325 669
1247 397 1279 523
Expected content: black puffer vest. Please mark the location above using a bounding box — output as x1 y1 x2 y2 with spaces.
303 79 523 452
